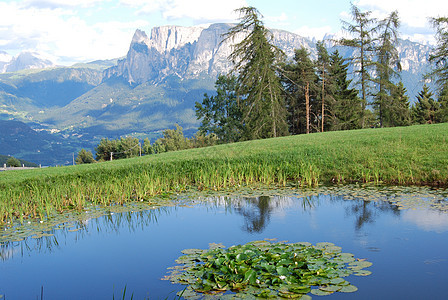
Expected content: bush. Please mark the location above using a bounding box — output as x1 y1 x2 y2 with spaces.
6 157 21 167
76 149 96 164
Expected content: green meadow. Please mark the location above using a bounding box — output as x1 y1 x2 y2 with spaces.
1 123 447 224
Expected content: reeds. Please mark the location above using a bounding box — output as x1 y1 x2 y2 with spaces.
1 123 447 224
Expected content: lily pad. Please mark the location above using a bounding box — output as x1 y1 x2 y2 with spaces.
354 270 372 276
340 284 359 293
311 288 333 296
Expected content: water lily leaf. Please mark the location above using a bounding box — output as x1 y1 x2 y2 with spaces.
320 285 342 292
349 261 373 269
244 269 257 284
288 285 311 294
277 266 289 276
311 288 333 296
354 270 372 276
330 277 346 285
316 242 335 249
339 284 358 293
182 248 204 255
278 259 293 265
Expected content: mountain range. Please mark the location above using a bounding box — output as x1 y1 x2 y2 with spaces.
0 23 434 165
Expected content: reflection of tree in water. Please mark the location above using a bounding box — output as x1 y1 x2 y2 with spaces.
344 196 401 230
234 196 273 233
231 195 316 234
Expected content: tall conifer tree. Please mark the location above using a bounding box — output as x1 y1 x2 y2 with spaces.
224 7 288 140
412 84 438 124
375 11 401 127
328 50 362 130
428 17 448 91
339 4 377 128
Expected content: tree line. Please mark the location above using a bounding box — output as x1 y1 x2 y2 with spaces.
75 125 218 164
195 5 448 141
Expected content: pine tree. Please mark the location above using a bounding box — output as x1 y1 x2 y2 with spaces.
328 50 362 130
224 7 288 139
412 84 438 124
384 82 410 127
339 4 377 128
435 86 448 123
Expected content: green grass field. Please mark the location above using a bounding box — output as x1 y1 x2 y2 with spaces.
1 123 447 224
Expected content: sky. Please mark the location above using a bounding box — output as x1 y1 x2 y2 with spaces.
0 0 446 65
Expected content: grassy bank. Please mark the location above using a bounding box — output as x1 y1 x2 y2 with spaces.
1 123 447 224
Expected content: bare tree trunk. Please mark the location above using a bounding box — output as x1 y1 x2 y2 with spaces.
321 67 325 132
306 81 310 134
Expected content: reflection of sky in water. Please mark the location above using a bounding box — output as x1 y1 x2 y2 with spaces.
403 209 448 233
0 188 448 299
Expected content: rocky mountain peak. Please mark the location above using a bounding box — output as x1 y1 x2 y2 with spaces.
131 29 149 44
0 51 55 73
149 25 205 53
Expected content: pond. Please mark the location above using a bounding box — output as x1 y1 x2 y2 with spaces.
1 185 448 299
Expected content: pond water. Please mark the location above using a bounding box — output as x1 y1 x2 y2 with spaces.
1 186 448 299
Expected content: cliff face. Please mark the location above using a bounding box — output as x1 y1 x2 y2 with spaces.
103 23 319 85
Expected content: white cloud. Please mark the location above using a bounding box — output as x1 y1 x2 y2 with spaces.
122 0 247 22
0 2 146 65
352 0 445 44
23 0 108 9
295 25 333 40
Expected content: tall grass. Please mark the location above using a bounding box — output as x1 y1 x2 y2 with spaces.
1 124 447 224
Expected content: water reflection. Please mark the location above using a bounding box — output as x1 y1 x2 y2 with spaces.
2 186 448 261
203 194 316 233
345 198 401 230
403 209 448 233
1 207 171 261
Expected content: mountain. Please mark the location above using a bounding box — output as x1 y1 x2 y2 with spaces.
103 23 316 85
0 51 55 73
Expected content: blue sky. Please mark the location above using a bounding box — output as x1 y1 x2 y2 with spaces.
0 0 444 65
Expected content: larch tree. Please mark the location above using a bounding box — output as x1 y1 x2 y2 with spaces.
316 41 332 132
428 17 448 92
339 3 377 128
224 6 288 140
375 11 401 127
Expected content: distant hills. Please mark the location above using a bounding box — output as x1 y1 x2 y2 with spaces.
0 23 434 165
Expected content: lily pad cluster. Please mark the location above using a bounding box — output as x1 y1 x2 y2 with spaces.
165 240 372 298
